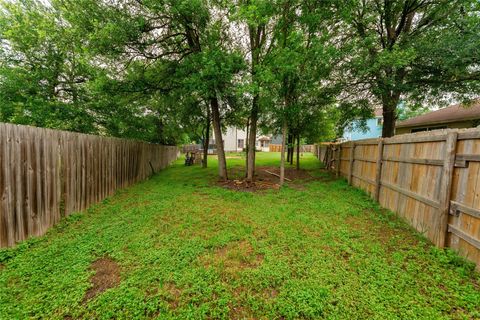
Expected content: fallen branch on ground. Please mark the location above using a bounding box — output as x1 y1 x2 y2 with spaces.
264 170 292 181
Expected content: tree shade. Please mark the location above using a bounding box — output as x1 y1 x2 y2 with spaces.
1 0 478 178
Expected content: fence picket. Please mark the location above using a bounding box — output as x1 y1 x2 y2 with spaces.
316 128 480 269
0 123 178 248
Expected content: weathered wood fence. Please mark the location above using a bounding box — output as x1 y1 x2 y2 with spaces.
269 144 314 153
316 128 480 269
181 144 201 153
0 123 179 248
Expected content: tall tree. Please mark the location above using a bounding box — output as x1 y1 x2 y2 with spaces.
58 0 245 179
266 0 341 174
0 0 186 143
339 0 480 137
234 0 276 182
0 0 96 133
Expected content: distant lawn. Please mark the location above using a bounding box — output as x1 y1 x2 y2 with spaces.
1 152 479 319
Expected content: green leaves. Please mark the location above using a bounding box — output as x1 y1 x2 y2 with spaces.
1 0 478 143
275 280 329 318
232 0 275 27
336 0 480 136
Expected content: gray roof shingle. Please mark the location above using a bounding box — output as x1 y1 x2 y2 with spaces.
396 100 480 128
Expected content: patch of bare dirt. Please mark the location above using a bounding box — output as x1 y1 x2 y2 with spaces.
201 240 264 272
262 167 313 180
340 250 351 261
83 257 121 303
164 282 182 310
145 286 159 297
228 286 254 320
218 166 314 192
262 287 279 299
232 285 247 298
219 179 280 192
229 303 254 320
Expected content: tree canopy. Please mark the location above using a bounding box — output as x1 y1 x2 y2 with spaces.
1 0 479 178
337 0 480 137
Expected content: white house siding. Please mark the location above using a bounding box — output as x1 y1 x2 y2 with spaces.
214 127 270 152
222 127 247 152
256 136 271 152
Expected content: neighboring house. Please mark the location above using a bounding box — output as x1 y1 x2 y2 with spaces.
222 126 247 152
343 108 383 141
257 135 271 152
396 100 480 134
208 127 271 152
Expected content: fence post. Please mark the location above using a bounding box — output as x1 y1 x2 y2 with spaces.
324 146 330 169
324 145 330 168
336 144 341 177
437 131 458 247
374 139 384 202
348 142 355 185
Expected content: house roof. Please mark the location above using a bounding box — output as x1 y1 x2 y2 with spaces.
374 108 383 117
396 100 480 128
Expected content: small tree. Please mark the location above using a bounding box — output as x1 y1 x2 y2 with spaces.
266 0 341 177
232 0 277 182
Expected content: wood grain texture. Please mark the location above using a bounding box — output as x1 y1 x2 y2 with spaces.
0 123 179 248
437 132 458 247
348 143 355 185
320 128 480 269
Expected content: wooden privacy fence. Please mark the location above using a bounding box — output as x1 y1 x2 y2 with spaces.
269 144 314 153
181 144 201 153
315 128 480 269
0 123 179 248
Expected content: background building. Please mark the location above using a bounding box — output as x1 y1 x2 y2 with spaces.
342 109 383 141
208 127 272 152
396 100 480 134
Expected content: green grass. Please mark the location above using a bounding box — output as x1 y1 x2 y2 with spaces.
0 152 479 319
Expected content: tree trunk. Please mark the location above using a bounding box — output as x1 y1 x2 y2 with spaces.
382 107 396 138
381 94 400 138
289 135 295 165
246 23 265 182
296 135 300 170
246 96 259 182
245 117 250 177
210 97 228 180
280 119 287 186
202 108 210 168
287 134 293 164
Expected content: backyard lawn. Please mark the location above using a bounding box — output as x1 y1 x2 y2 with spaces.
0 152 479 319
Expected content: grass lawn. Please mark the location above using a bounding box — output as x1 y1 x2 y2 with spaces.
1 152 479 319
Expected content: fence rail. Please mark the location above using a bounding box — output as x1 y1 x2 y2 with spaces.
269 144 314 153
0 123 179 247
181 144 201 153
316 128 480 269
